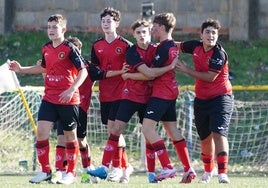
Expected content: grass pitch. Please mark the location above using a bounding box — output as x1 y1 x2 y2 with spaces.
0 173 267 188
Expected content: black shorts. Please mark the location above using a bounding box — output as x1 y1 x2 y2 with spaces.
54 121 64 136
194 94 234 140
53 107 86 138
116 99 147 124
144 97 177 122
77 107 87 138
100 100 121 124
38 100 79 131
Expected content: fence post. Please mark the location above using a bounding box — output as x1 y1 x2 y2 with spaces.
185 91 193 160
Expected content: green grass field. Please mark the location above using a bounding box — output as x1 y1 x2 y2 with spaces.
0 173 267 188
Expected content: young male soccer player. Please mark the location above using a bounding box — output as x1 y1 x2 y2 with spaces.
88 18 176 183
49 36 99 184
88 7 132 183
9 14 88 185
139 12 196 183
176 18 233 184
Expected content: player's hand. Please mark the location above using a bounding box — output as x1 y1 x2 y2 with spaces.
175 59 188 73
59 88 75 103
121 63 130 74
169 58 178 70
8 60 21 72
36 59 42 66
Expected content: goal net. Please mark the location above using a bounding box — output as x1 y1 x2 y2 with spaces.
0 87 267 174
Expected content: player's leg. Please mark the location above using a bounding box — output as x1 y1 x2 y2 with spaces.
145 140 157 183
29 100 55 183
211 94 233 184
51 121 67 184
77 107 100 183
142 98 177 182
194 97 215 183
57 105 80 185
162 101 196 183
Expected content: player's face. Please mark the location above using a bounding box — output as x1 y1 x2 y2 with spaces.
200 26 218 51
47 21 65 41
133 25 151 47
151 23 162 40
101 15 119 34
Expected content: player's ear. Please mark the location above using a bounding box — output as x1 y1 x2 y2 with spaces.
62 27 67 33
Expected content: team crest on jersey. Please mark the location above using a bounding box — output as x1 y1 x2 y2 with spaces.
58 52 66 60
115 47 123 54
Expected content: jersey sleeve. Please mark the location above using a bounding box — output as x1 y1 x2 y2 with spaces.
153 45 169 67
153 40 177 67
209 44 227 73
84 59 106 81
69 45 86 70
126 46 142 68
90 45 100 66
180 40 201 54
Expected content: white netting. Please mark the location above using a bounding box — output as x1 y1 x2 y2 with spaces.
0 87 267 174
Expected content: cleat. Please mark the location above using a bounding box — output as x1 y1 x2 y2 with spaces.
180 167 196 183
148 172 158 183
107 167 123 182
218 173 230 183
87 165 108 180
81 171 91 183
155 167 177 181
119 164 134 183
57 172 76 185
198 171 213 183
29 171 52 183
50 171 65 184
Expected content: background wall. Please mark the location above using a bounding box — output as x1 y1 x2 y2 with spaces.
0 0 268 40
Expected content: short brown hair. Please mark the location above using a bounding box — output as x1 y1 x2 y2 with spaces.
131 19 151 31
67 36 82 50
153 12 176 32
48 14 67 27
100 7 121 22
201 18 221 33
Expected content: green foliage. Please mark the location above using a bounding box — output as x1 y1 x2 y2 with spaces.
0 31 267 86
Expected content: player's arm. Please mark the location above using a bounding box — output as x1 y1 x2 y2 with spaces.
137 57 177 79
122 60 176 81
176 59 218 82
59 67 88 103
9 60 45 74
106 63 129 78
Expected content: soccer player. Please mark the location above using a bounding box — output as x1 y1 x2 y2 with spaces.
9 14 88 185
49 36 99 184
88 7 132 183
176 18 233 184
139 12 196 183
88 18 176 183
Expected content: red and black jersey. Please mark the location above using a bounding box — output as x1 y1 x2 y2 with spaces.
180 40 232 99
151 39 179 100
124 43 156 103
79 73 93 113
91 36 132 102
41 40 86 105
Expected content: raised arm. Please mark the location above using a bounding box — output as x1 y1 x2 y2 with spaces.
9 60 46 74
